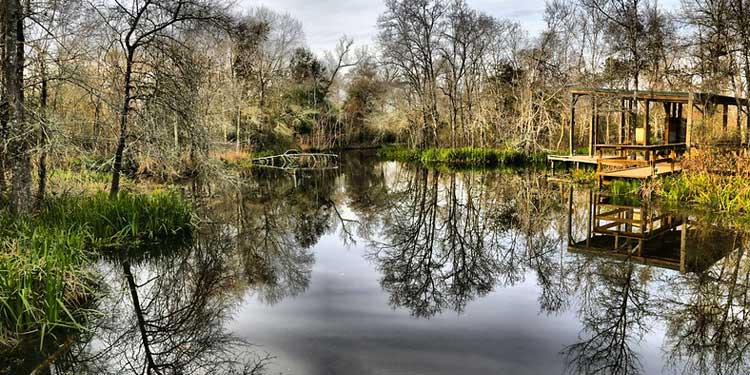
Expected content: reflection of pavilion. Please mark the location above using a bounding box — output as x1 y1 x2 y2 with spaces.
566 188 734 273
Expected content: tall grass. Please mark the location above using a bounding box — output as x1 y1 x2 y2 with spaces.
0 225 92 347
0 191 193 346
38 191 193 247
378 146 547 168
659 173 750 213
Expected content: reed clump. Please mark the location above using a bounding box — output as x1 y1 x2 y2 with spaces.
38 191 194 246
0 191 193 346
658 172 750 213
378 146 547 167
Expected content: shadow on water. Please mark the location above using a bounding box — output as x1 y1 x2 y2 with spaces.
5 152 750 374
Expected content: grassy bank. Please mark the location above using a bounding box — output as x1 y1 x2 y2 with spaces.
378 146 547 168
0 191 193 346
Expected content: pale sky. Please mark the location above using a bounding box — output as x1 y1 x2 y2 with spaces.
238 0 548 55
238 0 683 55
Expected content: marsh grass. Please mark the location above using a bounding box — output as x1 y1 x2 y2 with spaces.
378 146 547 168
0 225 93 347
659 173 750 213
39 191 194 246
0 191 193 347
570 168 596 183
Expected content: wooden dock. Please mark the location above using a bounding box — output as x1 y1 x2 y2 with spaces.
599 161 682 180
547 154 600 165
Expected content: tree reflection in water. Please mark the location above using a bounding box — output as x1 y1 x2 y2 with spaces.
9 155 750 374
48 228 271 375
660 228 750 375
365 165 569 318
563 261 654 375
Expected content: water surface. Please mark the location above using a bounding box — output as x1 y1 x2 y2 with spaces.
4 153 749 375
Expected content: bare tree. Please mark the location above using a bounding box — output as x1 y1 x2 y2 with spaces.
89 0 228 196
378 0 447 147
2 0 32 213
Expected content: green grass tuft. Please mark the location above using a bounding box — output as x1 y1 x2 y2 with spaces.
378 146 547 168
0 191 193 347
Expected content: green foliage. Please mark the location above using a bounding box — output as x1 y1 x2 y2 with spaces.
570 168 596 183
378 146 547 168
38 191 193 247
659 173 750 213
574 147 589 155
0 191 193 346
0 224 92 347
609 179 641 197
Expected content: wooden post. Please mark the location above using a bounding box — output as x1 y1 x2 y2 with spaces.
644 100 651 146
734 105 745 146
686 93 694 153
586 190 593 247
569 94 576 156
567 186 573 244
663 102 671 144
629 99 635 144
589 97 597 157
680 221 687 273
619 98 625 144
722 103 729 132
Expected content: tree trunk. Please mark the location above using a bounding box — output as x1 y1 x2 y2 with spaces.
110 49 135 197
35 57 48 208
4 0 31 213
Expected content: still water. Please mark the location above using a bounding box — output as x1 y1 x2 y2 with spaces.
5 153 749 374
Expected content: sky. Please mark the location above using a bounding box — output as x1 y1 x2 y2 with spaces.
238 0 548 55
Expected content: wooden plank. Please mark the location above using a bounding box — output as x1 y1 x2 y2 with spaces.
599 162 682 179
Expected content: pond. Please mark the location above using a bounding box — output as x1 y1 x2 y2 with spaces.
3 152 749 375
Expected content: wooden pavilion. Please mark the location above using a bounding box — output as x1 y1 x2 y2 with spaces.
565 188 735 273
549 87 749 183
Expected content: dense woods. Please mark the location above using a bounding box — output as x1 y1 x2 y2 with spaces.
0 0 748 211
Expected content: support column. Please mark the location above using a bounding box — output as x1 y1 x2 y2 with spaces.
589 97 597 157
569 94 577 156
723 103 729 132
686 93 694 152
663 102 671 144
734 105 745 146
629 99 635 144
619 98 625 144
644 100 651 146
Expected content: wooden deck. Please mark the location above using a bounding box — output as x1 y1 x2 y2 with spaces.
599 161 682 180
547 154 600 165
